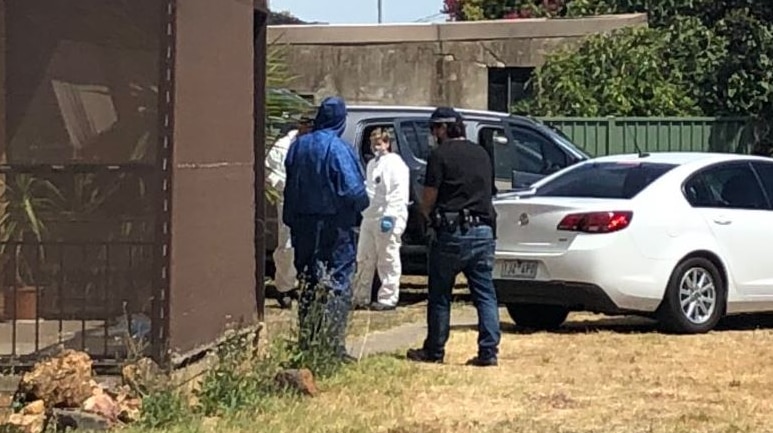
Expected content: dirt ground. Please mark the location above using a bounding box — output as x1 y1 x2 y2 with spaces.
263 275 472 338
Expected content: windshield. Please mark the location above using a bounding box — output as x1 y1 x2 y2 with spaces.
533 120 592 159
532 161 677 199
550 130 591 159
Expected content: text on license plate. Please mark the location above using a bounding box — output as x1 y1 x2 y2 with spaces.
499 260 538 279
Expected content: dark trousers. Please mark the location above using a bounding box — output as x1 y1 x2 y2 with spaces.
423 224 500 360
291 216 357 355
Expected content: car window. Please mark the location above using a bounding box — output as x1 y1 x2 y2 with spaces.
399 120 432 161
533 161 677 199
752 161 773 203
684 163 769 210
509 125 568 175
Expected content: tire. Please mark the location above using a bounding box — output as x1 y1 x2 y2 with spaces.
506 303 569 330
657 257 725 334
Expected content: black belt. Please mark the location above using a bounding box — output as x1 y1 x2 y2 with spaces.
435 210 492 231
441 212 490 226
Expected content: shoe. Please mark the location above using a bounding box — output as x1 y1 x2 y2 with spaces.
352 302 370 311
369 302 396 311
406 348 444 364
276 293 294 309
465 356 498 367
339 353 358 364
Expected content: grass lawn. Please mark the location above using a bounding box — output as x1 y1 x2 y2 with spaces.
128 309 773 433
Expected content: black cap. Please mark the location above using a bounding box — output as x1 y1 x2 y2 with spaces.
429 106 464 124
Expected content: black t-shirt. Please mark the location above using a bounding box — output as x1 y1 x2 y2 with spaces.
423 138 496 223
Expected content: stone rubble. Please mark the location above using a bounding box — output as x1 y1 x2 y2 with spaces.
274 368 319 397
0 350 154 432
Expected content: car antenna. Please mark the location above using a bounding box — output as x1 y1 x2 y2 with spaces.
633 137 649 158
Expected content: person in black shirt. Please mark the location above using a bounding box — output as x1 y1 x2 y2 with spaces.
406 107 501 367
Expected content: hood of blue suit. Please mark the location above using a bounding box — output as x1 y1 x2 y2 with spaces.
313 96 347 137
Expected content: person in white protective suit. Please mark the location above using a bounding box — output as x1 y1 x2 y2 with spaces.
265 114 313 308
353 127 410 311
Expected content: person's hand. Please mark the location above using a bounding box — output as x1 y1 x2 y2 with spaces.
380 216 395 233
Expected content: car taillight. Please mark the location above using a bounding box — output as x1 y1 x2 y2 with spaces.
557 211 633 234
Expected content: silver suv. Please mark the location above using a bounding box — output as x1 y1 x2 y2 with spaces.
266 105 590 276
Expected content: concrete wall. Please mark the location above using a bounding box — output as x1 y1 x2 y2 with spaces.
268 14 647 110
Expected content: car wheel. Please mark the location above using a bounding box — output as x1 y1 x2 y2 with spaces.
505 303 569 330
658 257 725 334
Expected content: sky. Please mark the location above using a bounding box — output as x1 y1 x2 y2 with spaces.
270 0 445 24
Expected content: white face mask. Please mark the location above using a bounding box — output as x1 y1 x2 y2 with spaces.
427 134 438 150
371 143 388 156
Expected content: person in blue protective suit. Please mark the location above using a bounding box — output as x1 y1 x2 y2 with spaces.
283 96 369 362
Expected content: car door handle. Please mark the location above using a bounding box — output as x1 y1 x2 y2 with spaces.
713 217 732 225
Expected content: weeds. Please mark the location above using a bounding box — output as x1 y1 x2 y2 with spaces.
286 269 352 378
136 267 358 428
139 388 190 429
195 329 281 416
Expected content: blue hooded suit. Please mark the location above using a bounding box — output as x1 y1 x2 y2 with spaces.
283 96 369 355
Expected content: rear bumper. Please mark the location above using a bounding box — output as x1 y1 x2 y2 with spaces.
493 239 672 313
494 280 628 315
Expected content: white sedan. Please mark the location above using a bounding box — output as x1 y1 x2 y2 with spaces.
493 152 773 334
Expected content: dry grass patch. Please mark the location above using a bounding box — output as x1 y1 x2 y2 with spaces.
395 312 773 433
131 309 773 433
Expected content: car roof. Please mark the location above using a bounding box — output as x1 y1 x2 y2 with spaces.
346 104 533 123
589 152 771 167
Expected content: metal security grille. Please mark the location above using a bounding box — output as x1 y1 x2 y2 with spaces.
1 0 166 369
1 0 265 370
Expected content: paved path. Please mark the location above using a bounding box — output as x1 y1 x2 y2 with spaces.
346 309 479 358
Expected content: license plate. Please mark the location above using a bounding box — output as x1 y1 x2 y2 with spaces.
499 260 538 280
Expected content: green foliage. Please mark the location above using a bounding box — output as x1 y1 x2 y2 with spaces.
712 9 773 116
264 40 314 205
266 41 312 125
517 26 700 116
139 388 191 429
0 174 64 286
195 329 280 416
185 277 348 416
282 275 349 378
445 0 567 20
510 0 773 153
563 0 617 17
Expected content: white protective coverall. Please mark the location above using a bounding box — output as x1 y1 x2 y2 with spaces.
353 152 410 307
265 129 299 293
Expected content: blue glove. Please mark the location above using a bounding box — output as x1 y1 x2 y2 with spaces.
380 216 395 233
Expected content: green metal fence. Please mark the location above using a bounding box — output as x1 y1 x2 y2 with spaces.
540 117 756 157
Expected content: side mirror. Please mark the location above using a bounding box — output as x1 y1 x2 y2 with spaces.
493 135 509 146
511 170 534 190
511 170 517 189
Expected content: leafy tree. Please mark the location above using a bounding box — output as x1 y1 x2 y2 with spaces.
269 11 307 25
712 9 773 116
442 0 569 20
514 26 700 116
507 2 773 117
